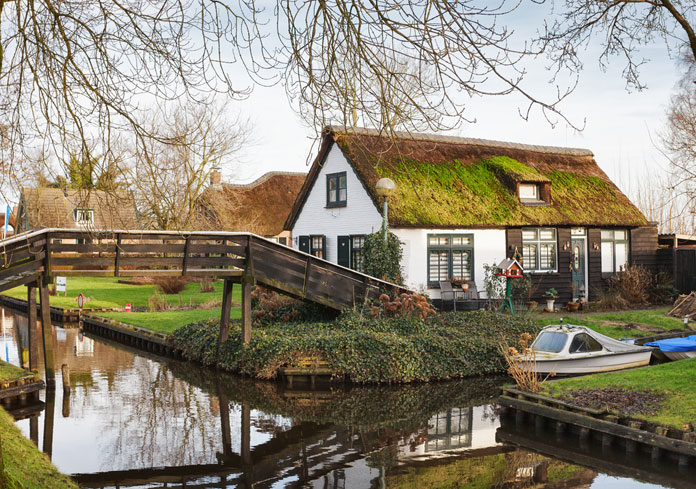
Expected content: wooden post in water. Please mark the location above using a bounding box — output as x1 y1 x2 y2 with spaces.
38 286 55 388
43 387 55 459
27 283 39 370
61 364 71 418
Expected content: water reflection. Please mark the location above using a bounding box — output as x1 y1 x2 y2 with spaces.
0 308 688 488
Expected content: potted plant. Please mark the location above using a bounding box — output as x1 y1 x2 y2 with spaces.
566 301 580 312
543 288 559 311
526 300 538 311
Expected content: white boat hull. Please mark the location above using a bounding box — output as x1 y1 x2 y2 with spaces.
516 350 652 376
663 350 696 361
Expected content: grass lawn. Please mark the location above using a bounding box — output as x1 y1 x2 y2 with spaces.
535 307 684 339
99 308 241 334
2 276 230 310
0 407 78 489
542 358 696 429
0 360 34 382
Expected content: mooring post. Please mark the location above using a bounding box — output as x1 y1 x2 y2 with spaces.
27 283 39 370
241 276 253 345
38 285 55 388
61 364 71 395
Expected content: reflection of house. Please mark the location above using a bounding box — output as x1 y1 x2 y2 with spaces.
15 188 140 234
286 127 658 303
426 407 473 452
197 170 306 244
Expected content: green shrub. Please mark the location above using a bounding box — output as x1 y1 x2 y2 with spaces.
171 310 540 383
362 231 403 284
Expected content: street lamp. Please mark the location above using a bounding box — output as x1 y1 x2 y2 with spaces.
375 178 396 243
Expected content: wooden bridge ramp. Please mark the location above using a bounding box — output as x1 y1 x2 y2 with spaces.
0 229 408 385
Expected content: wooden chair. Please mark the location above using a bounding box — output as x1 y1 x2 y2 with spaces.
439 280 458 311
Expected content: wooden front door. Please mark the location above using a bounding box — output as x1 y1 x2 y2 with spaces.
571 237 586 299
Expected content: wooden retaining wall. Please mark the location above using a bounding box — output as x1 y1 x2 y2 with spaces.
80 315 182 358
499 387 696 467
0 294 80 325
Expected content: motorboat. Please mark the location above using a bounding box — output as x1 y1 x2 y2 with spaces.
644 335 696 361
515 324 653 376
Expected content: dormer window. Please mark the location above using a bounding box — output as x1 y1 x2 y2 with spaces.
74 208 94 226
518 182 550 205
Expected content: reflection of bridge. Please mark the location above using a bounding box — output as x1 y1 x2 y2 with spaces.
0 229 407 385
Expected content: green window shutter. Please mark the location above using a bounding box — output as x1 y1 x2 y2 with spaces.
337 236 350 267
299 236 310 254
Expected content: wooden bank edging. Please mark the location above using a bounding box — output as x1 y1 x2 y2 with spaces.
499 387 696 465
0 294 80 325
80 315 182 357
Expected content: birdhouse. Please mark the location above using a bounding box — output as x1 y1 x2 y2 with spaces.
495 258 524 278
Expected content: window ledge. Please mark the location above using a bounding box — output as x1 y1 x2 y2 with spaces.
525 270 558 275
325 202 347 209
520 200 550 207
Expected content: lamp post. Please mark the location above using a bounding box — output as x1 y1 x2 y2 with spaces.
375 178 395 244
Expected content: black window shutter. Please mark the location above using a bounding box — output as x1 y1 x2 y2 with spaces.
337 236 350 267
299 236 310 254
321 235 327 260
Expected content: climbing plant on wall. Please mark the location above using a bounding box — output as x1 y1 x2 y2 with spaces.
362 231 403 285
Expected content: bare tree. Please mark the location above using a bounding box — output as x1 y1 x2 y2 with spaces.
539 1 696 90
127 102 248 231
0 0 582 199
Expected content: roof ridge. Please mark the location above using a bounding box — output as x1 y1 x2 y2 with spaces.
326 125 594 157
223 171 307 189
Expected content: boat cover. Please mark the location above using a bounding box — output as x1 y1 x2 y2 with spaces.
542 325 651 353
644 336 696 352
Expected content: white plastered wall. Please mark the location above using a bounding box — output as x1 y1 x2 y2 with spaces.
392 228 506 299
291 143 383 261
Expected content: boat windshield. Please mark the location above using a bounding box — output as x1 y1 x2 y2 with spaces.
533 331 568 353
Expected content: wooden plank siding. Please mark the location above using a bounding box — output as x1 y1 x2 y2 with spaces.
0 229 410 311
507 225 660 303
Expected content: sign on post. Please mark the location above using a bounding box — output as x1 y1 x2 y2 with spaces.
56 276 67 296
77 293 85 309
125 304 131 312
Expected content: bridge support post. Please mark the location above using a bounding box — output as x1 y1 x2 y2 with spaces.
240 275 253 346
218 279 234 346
39 285 55 388
27 283 39 370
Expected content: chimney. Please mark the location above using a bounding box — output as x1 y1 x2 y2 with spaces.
210 168 222 187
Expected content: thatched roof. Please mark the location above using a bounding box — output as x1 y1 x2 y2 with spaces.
18 188 140 231
198 172 306 236
286 127 648 229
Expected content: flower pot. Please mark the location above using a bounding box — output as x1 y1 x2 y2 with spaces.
526 301 538 311
566 302 580 312
462 283 469 292
546 299 556 310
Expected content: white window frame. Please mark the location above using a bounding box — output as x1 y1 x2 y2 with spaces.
521 228 558 273
73 208 94 226
519 184 539 201
601 229 629 275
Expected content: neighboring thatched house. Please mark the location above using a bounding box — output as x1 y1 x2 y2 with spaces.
15 188 141 234
284 127 659 303
197 171 306 244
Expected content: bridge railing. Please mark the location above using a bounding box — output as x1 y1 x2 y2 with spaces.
0 229 409 310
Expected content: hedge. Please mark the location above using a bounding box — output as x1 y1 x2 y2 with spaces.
171 310 539 384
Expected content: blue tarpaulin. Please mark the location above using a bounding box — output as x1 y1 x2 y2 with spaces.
645 337 696 352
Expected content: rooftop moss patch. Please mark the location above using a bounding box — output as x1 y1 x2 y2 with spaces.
324 129 648 228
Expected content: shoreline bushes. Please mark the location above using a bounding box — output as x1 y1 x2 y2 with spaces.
171 310 540 383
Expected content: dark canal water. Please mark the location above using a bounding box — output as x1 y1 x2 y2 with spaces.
0 308 693 488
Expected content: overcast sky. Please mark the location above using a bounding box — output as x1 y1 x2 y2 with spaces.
225 7 683 204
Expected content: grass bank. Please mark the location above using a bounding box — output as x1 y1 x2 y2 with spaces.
99 308 241 334
171 311 540 383
542 358 696 429
3 277 230 310
0 360 34 382
0 407 77 489
536 307 683 339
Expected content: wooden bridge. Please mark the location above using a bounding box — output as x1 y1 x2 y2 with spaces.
0 228 407 386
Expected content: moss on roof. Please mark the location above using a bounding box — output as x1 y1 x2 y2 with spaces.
329 130 647 228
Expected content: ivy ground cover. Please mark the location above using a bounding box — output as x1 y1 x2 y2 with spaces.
171 310 540 383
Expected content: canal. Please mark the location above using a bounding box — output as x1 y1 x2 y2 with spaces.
0 308 692 488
